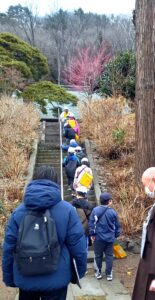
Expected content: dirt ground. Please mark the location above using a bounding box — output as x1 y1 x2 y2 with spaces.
113 251 139 295
0 252 139 299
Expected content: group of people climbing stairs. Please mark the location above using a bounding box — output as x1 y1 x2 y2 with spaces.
36 114 96 208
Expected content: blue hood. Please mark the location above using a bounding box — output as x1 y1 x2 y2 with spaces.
68 153 77 161
70 141 78 147
24 179 62 210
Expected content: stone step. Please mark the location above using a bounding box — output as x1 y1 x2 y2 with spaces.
37 151 60 155
45 135 59 138
37 154 60 157
38 145 60 150
36 160 60 163
36 161 60 165
34 166 60 172
45 141 60 146
35 162 60 166
37 152 60 156
36 164 61 169
37 148 60 151
45 138 60 142
36 163 60 167
36 155 60 159
45 131 59 135
35 166 61 174
36 156 60 160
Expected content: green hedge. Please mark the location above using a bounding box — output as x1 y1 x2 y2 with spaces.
0 33 48 81
99 51 135 100
22 81 78 113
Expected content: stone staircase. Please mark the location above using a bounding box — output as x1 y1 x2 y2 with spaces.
38 120 96 261
34 120 96 209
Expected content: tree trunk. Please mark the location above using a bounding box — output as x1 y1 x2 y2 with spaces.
57 53 61 85
135 0 155 182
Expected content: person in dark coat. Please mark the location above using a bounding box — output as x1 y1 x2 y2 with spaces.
63 123 76 144
63 147 80 188
89 192 121 281
74 146 85 163
2 166 87 300
132 167 155 300
72 186 93 239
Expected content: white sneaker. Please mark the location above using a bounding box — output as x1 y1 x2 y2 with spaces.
95 272 102 279
107 274 113 281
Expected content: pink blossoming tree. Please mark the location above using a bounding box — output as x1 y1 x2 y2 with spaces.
64 44 111 98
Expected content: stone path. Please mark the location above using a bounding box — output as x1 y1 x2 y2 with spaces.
67 263 131 300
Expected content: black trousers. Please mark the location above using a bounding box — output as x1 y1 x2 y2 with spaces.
19 287 68 300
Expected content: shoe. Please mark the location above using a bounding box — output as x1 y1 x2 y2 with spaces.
67 187 72 191
95 272 102 279
106 274 113 281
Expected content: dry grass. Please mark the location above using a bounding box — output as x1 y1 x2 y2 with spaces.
0 95 40 233
78 96 135 157
79 96 151 236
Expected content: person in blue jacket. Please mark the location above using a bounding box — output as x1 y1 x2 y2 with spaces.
63 147 80 188
2 165 87 300
89 192 121 281
61 139 78 152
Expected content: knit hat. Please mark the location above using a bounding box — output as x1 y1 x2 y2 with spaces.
81 157 88 163
70 139 76 144
100 192 112 204
68 147 75 153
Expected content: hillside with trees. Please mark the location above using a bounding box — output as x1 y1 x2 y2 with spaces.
0 32 48 94
0 32 78 111
0 6 135 85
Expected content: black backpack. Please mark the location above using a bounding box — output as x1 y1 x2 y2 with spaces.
14 209 61 276
65 159 78 178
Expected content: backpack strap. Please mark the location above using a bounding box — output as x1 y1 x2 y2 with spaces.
76 166 87 178
44 209 51 218
97 207 109 222
43 209 51 246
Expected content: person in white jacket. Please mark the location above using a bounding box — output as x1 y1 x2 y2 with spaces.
73 157 93 192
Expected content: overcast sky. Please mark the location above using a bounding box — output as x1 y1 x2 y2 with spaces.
0 0 135 16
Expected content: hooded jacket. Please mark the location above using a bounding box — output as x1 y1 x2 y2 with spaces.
88 205 121 243
63 154 80 179
2 179 87 291
72 197 93 234
61 140 78 152
63 124 76 140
